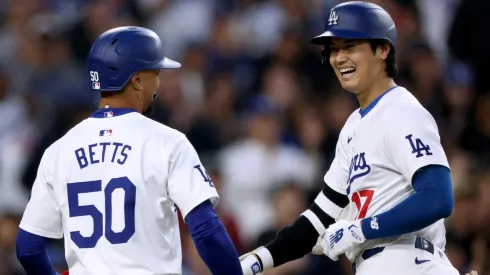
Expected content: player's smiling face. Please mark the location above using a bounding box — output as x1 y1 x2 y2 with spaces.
329 38 386 94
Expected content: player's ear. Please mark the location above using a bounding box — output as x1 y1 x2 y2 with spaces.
377 43 390 61
130 72 144 90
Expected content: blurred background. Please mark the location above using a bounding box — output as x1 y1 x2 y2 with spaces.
0 0 489 274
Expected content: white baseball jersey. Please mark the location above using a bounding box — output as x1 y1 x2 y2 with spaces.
323 86 449 262
19 108 219 275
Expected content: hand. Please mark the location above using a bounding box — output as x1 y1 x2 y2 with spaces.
465 271 478 275
240 252 263 275
311 236 325 255
321 219 366 261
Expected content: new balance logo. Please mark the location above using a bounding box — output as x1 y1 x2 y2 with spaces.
405 134 432 158
370 216 379 230
251 262 261 274
329 229 344 248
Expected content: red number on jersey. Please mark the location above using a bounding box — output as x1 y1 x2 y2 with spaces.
351 190 374 219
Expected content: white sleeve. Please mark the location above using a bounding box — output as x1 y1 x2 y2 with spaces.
167 136 219 219
19 151 63 239
384 106 449 183
323 134 350 195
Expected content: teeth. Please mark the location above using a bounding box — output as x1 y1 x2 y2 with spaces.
340 67 355 73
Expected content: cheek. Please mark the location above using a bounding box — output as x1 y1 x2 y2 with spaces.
329 54 336 69
357 58 377 79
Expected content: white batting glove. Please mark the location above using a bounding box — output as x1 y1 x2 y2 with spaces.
465 271 478 275
321 219 366 261
239 247 273 275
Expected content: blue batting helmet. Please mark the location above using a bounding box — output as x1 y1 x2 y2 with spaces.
86 26 181 92
311 1 397 51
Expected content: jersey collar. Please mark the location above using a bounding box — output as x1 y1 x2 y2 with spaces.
359 85 398 118
90 108 138 118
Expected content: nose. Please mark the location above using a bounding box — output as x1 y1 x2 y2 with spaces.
334 50 349 65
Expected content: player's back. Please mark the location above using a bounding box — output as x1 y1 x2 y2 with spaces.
49 108 186 275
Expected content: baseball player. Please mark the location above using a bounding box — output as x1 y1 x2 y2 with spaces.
15 26 242 275
240 2 463 275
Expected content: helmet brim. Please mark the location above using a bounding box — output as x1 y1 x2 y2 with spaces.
158 57 181 69
310 30 392 45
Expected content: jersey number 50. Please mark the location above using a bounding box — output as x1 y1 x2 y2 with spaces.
67 177 136 249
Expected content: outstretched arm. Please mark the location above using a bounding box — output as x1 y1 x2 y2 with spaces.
240 184 349 274
186 200 242 274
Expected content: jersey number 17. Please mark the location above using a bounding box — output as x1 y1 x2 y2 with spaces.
352 189 374 220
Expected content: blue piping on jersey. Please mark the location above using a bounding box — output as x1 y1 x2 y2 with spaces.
90 108 138 118
359 86 399 118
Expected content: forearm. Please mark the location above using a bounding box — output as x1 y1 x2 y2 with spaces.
187 201 241 274
16 229 58 275
361 165 454 239
192 218 242 274
261 184 350 268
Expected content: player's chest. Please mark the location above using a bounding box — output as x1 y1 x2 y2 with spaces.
344 122 387 195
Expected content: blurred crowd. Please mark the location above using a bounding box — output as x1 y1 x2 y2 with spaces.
0 0 489 274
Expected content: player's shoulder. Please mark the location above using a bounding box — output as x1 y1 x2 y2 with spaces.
381 86 434 121
132 114 187 141
125 115 193 156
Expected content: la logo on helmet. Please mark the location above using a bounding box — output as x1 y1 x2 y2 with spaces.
328 10 339 25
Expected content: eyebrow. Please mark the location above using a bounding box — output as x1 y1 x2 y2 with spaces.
331 39 357 47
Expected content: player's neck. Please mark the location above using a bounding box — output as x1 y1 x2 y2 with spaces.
357 78 396 110
99 89 144 113
98 98 143 113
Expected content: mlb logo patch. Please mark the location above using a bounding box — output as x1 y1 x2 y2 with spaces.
104 111 113 118
92 82 100 90
99 129 112 137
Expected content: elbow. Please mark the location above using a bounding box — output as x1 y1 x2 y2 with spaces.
16 238 30 263
439 193 454 219
15 232 32 262
15 229 45 262
430 187 454 220
438 177 455 219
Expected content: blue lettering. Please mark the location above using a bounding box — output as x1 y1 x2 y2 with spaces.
75 148 88 169
99 142 111 162
111 142 123 163
118 145 132 165
405 134 432 158
88 143 99 165
75 142 131 169
346 152 371 195
194 164 215 187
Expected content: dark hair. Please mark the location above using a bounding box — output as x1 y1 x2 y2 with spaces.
369 39 397 78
